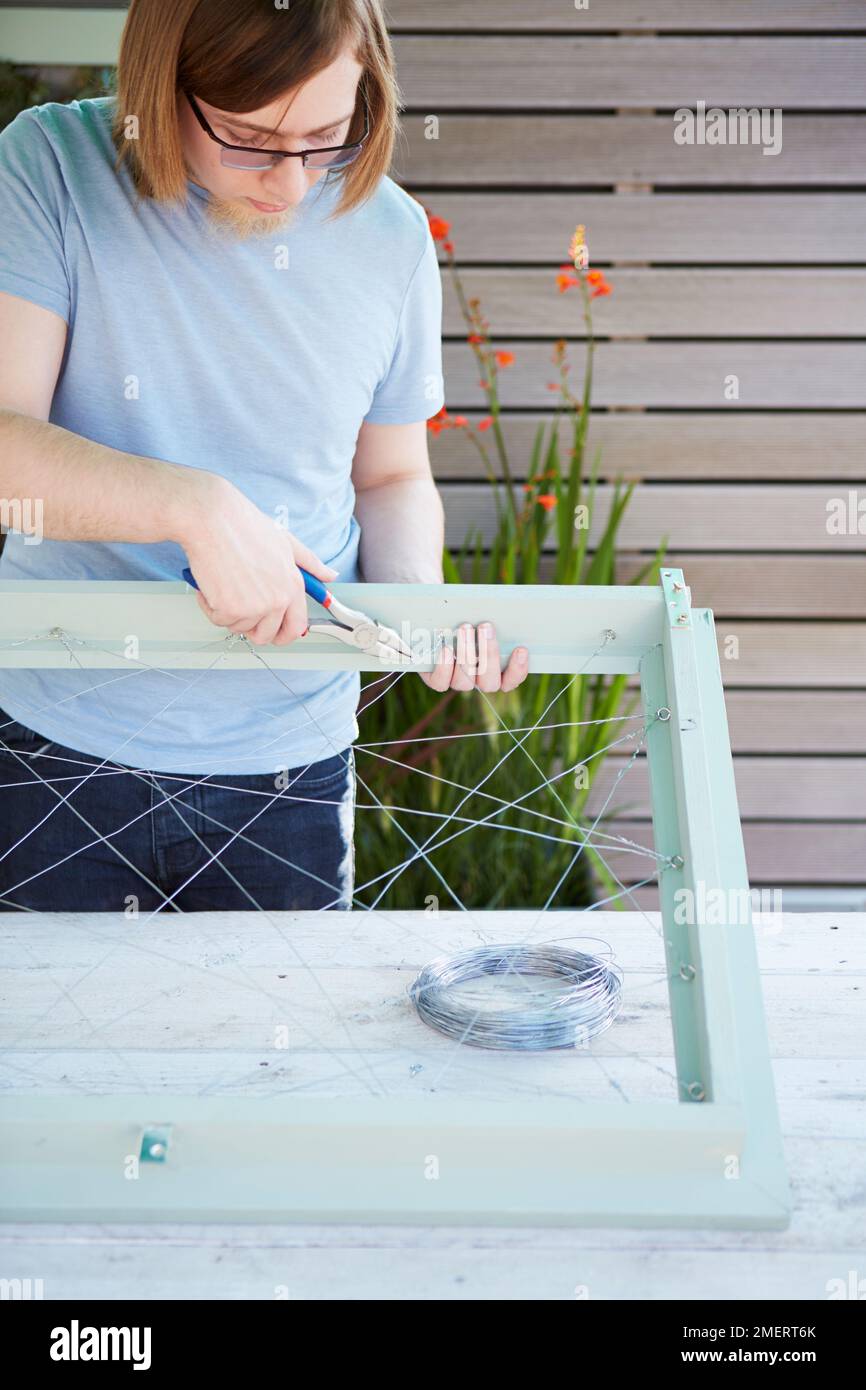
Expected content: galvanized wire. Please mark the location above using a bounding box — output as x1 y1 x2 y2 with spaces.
409 943 623 1051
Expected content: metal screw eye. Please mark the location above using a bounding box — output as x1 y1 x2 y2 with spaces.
679 963 696 982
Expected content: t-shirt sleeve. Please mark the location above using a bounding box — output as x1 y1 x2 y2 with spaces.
0 108 71 323
363 224 445 425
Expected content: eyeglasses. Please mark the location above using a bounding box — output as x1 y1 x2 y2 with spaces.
184 90 371 171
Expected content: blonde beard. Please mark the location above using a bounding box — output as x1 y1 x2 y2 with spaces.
203 193 298 241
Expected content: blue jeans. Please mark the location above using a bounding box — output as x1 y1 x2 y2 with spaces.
0 709 355 913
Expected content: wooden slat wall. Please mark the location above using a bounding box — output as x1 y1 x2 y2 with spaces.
389 4 866 898
1 3 864 900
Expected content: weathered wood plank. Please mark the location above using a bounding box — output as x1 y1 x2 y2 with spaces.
445 687 863 753
609 627 864 686
428 413 866 481
441 270 866 336
728 692 866 752
387 1 866 32
395 38 866 109
8 1 865 30
609 821 866 884
10 1 865 31
418 193 866 264
1 1232 863 1301
590 757 866 819
711 624 866 686
723 692 866 751
441 483 866 550
615 557 866 619
0 909 859 969
0 919 859 1046
398 116 866 185
440 342 866 406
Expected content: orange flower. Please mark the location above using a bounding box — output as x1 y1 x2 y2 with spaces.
428 214 451 242
557 271 579 293
467 333 486 345
495 350 515 368
586 270 613 298
452 415 468 427
536 494 557 511
442 240 454 254
477 417 493 431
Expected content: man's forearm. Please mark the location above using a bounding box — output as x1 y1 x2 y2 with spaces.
0 407 217 547
354 476 445 583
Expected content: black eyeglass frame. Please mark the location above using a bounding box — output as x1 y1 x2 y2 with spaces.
183 89 371 169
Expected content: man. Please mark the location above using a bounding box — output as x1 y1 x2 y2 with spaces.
0 0 528 913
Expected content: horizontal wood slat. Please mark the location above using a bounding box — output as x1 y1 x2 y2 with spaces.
441 269 866 336
395 38 866 109
597 822 866 885
441 341 866 406
542 691 865 753
620 626 862 686
441 484 866 551
398 116 866 185
8 1 861 31
417 193 866 264
387 2 866 32
589 757 866 819
615 556 866 619
713 625 866 687
716 692 866 752
428 413 866 480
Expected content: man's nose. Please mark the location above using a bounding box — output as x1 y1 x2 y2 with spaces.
259 156 314 205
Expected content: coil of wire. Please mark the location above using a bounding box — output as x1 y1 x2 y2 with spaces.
409 942 623 1051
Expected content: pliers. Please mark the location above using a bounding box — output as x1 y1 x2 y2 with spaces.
182 566 412 663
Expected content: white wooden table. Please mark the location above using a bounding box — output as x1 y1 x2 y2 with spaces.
0 911 862 1300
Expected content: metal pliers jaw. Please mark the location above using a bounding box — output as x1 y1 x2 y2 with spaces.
305 593 413 663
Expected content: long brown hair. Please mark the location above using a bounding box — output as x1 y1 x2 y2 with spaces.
112 0 401 219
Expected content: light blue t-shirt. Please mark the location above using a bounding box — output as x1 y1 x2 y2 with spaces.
0 97 444 773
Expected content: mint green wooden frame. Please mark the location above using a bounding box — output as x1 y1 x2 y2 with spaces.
0 569 791 1227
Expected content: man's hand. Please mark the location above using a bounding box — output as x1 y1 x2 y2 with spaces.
420 622 529 693
180 474 338 647
350 424 529 691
